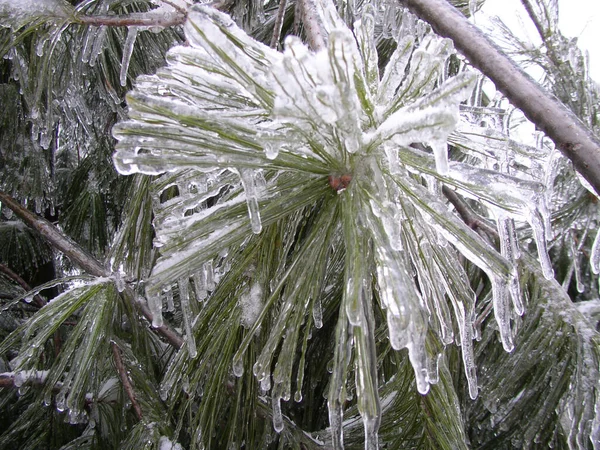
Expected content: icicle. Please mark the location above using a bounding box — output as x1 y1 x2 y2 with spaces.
496 216 524 315
272 385 284 433
490 276 514 352
164 286 174 312
431 140 449 175
457 301 478 399
238 169 263 234
591 227 600 275
120 26 139 87
570 240 585 293
193 271 208 301
146 291 164 328
89 26 107 67
239 282 263 328
527 208 554 280
313 297 323 328
178 278 197 358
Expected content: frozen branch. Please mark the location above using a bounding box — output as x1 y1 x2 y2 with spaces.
76 12 187 28
398 0 600 196
111 342 143 421
0 262 46 308
0 191 184 350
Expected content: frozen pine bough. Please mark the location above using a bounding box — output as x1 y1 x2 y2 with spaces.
110 2 598 449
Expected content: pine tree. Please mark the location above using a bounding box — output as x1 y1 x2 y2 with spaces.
0 0 599 448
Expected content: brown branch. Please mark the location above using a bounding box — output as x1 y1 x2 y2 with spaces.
0 262 46 308
0 191 183 349
298 0 326 51
442 186 499 238
398 0 600 197
76 12 186 28
111 342 143 421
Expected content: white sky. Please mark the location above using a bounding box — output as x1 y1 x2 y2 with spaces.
478 0 600 82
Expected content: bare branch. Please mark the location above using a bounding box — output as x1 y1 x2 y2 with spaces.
398 0 600 196
111 342 143 421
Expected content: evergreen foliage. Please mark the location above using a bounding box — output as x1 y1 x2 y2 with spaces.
0 0 599 448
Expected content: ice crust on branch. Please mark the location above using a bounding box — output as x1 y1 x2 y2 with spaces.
112 3 559 447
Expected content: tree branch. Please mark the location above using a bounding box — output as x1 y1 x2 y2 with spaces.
0 262 46 308
398 0 600 196
0 191 184 349
298 0 326 51
76 12 186 28
270 0 288 49
442 186 498 237
111 342 143 421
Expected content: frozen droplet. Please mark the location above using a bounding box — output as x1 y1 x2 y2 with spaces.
294 390 302 402
232 357 243 377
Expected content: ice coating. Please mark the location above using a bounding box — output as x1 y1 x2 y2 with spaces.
104 3 570 447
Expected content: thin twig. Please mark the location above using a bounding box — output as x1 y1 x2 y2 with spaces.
398 0 600 196
0 191 184 349
0 262 46 308
519 0 547 42
111 341 143 421
270 0 289 49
